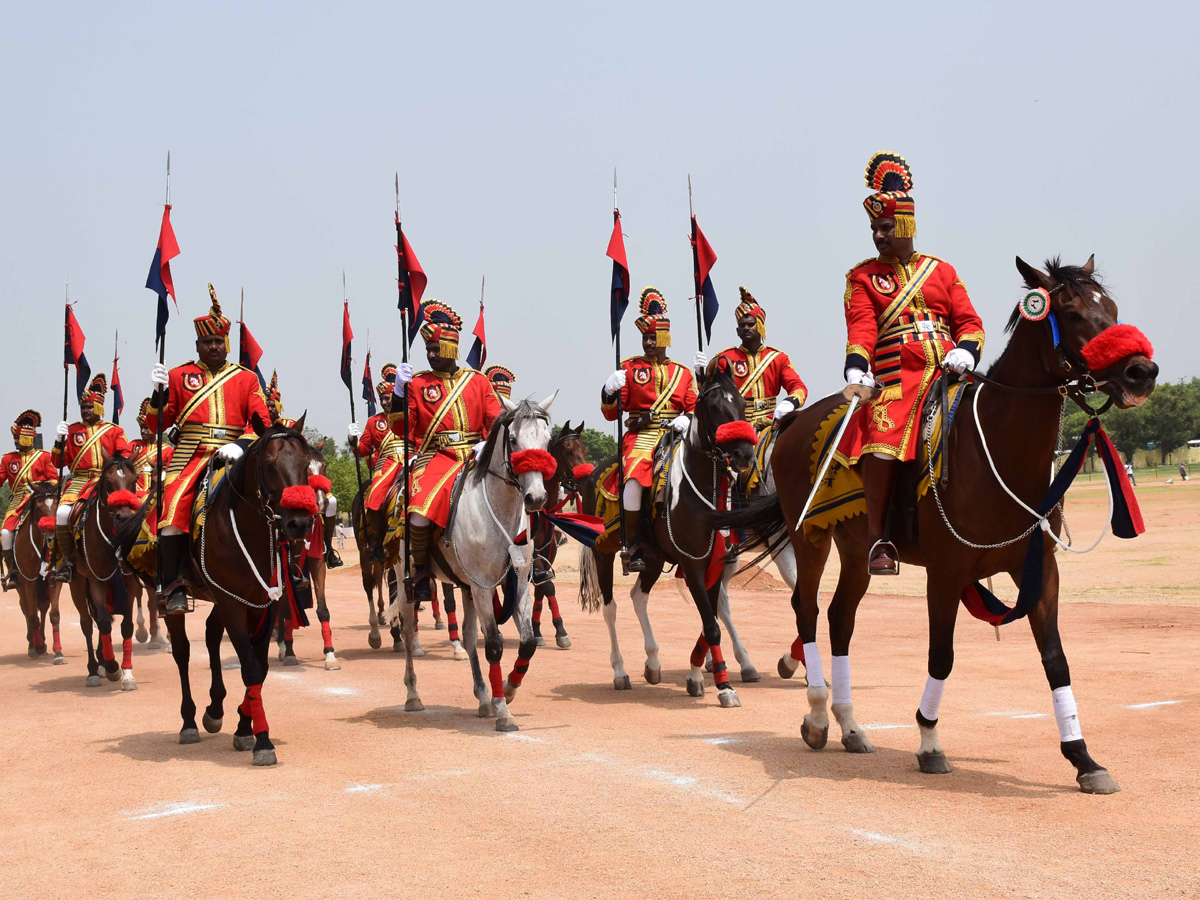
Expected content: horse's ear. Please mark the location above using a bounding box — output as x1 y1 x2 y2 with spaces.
575 420 585 435
501 396 518 413
294 411 307 434
561 419 571 434
1015 256 1053 291
539 390 559 413
1080 254 1095 276
251 414 266 438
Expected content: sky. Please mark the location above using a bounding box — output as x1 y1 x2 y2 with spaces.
1 2 1196 442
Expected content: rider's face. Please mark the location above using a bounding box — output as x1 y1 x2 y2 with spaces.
641 330 658 358
736 315 761 348
871 216 912 259
195 334 228 370
80 404 100 425
426 342 456 373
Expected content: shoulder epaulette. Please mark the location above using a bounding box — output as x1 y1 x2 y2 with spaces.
620 356 642 366
845 257 878 277
713 346 741 359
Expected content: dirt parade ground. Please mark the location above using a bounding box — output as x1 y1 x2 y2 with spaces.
0 481 1196 899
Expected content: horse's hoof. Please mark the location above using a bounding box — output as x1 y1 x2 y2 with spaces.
53 654 66 665
135 625 149 643
614 675 632 691
686 678 705 698
105 667 121 682
644 665 662 685
535 635 546 648
503 681 518 704
555 635 572 650
841 731 875 754
718 688 741 708
27 646 38 659
202 712 223 734
1078 769 1121 795
368 631 382 650
917 751 952 775
777 655 796 679
35 644 47 656
85 674 101 688
179 728 201 745
252 748 277 767
277 644 286 661
233 734 255 752
495 716 519 733
412 643 426 658
284 656 300 667
324 654 341 671
451 642 468 661
740 667 761 683
434 620 446 631
392 641 404 654
121 674 138 692
148 639 165 650
404 697 425 712
477 702 495 718
801 717 829 750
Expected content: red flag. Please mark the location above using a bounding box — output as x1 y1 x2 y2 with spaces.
340 300 354 390
466 301 487 369
607 211 630 339
147 205 180 308
239 321 264 371
395 214 428 322
65 306 86 365
693 220 717 286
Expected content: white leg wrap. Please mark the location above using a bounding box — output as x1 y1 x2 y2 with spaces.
325 496 337 518
1052 685 1083 742
831 655 851 705
0 529 13 551
802 642 825 688
919 676 946 722
621 479 642 510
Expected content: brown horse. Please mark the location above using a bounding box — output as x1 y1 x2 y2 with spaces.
12 481 65 663
579 367 758 707
351 484 406 653
716 256 1157 792
167 417 315 767
67 455 150 690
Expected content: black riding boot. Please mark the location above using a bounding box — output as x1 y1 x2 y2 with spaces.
623 508 646 573
53 524 75 583
2 548 16 590
159 533 190 615
861 454 899 576
367 508 387 562
408 522 432 602
323 515 343 568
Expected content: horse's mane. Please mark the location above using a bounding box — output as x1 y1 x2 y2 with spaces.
473 399 541 483
1004 256 1106 335
28 480 58 501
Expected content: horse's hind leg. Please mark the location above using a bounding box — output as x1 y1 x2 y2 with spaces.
443 584 467 659
914 572 961 775
597 551 630 691
1022 562 1119 794
165 613 199 743
313 562 339 670
400 580 423 712
716 564 760 683
202 607 227 733
387 569 404 653
227 613 275 766
460 589 490 716
632 564 663 685
73 583 100 687
134 581 148 643
119 579 137 691
48 581 64 664
792 535 834 748
827 537 873 753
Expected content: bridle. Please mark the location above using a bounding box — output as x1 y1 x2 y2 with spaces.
80 461 139 583
548 427 584 496
13 492 54 582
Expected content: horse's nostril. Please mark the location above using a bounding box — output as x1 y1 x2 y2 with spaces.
1126 361 1158 385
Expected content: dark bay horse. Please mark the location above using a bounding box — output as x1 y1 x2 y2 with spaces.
716 256 1157 792
351 484 406 653
12 481 64 662
579 367 757 707
168 417 316 767
67 455 149 690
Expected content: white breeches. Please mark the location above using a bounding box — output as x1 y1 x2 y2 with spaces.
56 504 72 526
161 525 184 536
409 513 432 527
1 529 13 550
325 495 338 518
622 479 642 511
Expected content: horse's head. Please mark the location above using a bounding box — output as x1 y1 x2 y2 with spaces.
247 413 317 541
478 392 558 513
306 446 333 517
697 363 756 473
99 455 142 529
550 419 590 495
1015 256 1158 408
27 481 58 549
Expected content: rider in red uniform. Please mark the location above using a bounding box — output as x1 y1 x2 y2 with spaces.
129 398 175 494
350 364 404 561
483 364 516 402
1 410 57 590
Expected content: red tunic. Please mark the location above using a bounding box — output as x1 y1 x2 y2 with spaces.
2 449 58 531
52 422 131 505
389 367 501 528
148 360 271 531
129 439 176 494
836 252 985 464
711 344 808 431
601 357 697 488
355 412 405 511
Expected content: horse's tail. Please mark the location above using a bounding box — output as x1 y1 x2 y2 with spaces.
578 544 602 614
712 493 785 540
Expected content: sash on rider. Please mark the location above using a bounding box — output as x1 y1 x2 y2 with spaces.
415 372 476 459
166 365 246 480
69 423 115 478
876 257 939 335
741 350 779 396
643 366 686 423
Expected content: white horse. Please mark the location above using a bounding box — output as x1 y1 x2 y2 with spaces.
390 393 557 732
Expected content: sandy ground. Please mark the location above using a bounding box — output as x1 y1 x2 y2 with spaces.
1 482 1197 899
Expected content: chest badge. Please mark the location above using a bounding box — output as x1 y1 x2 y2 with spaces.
871 273 896 294
732 360 748 378
632 368 651 385
423 384 443 403
375 420 387 431
184 372 203 391
8 462 17 474
72 432 85 447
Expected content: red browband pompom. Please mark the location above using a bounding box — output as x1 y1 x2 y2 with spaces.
308 474 332 493
715 421 758 445
280 485 319 515
572 463 595 479
38 517 56 532
511 448 558 479
106 490 141 511
1081 324 1154 372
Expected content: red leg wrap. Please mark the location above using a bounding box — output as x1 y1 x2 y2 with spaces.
532 597 543 624
547 595 562 619
52 627 62 653
284 622 294 641
33 627 43 648
244 684 269 734
790 635 805 663
710 644 730 688
320 621 333 652
122 637 133 670
690 636 710 669
508 654 531 688
447 611 460 641
431 598 442 618
488 662 504 699
100 634 114 662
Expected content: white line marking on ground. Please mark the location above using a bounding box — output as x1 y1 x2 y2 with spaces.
862 723 915 730
702 736 742 745
504 733 548 743
323 686 357 696
1011 713 1048 719
981 710 1032 717
345 783 384 793
222 662 241 670
273 673 298 680
123 801 223 821
1126 700 1183 709
642 768 741 805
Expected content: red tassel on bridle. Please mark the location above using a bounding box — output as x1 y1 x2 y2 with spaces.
281 485 319 515
106 489 141 511
38 516 56 532
715 420 758 445
1082 324 1154 372
512 448 558 479
308 474 332 493
572 463 595 479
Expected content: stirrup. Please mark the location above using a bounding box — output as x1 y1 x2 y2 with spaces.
1 573 15 591
53 563 74 584
325 549 344 569
867 539 900 576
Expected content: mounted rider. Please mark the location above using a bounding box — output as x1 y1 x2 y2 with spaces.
390 301 502 602
834 152 985 576
600 288 697 572
51 374 131 583
147 285 272 615
1 410 58 590
265 370 295 428
483 364 516 402
129 397 175 493
349 362 402 561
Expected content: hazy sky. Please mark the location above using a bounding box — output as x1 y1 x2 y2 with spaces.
1 2 1195 441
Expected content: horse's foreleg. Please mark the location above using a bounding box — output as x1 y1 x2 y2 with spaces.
503 577 538 706
73 583 100 687
401 587 423 712
202 607 227 733
134 583 148 643
119 580 137 691
597 552 629 690
684 565 739 707
313 563 339 670
827 543 872 753
227 613 275 766
165 613 199 743
443 584 466 659
476 589 517 732
89 580 120 682
716 566 760 683
915 572 961 775
1022 562 1119 794
48 582 64 664
19 586 45 657
364 563 381 649
387 569 404 653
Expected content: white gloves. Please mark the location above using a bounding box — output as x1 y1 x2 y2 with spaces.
348 423 361 439
845 368 876 388
151 363 169 388
604 370 626 394
693 351 708 372
56 421 69 438
472 440 486 461
943 348 975 374
670 414 691 435
396 362 415 386
773 399 798 420
217 443 244 462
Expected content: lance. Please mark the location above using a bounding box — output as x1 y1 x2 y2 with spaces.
153 152 170 599
612 169 629 570
395 174 412 581
688 175 704 356
50 284 70 572
344 272 364 495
